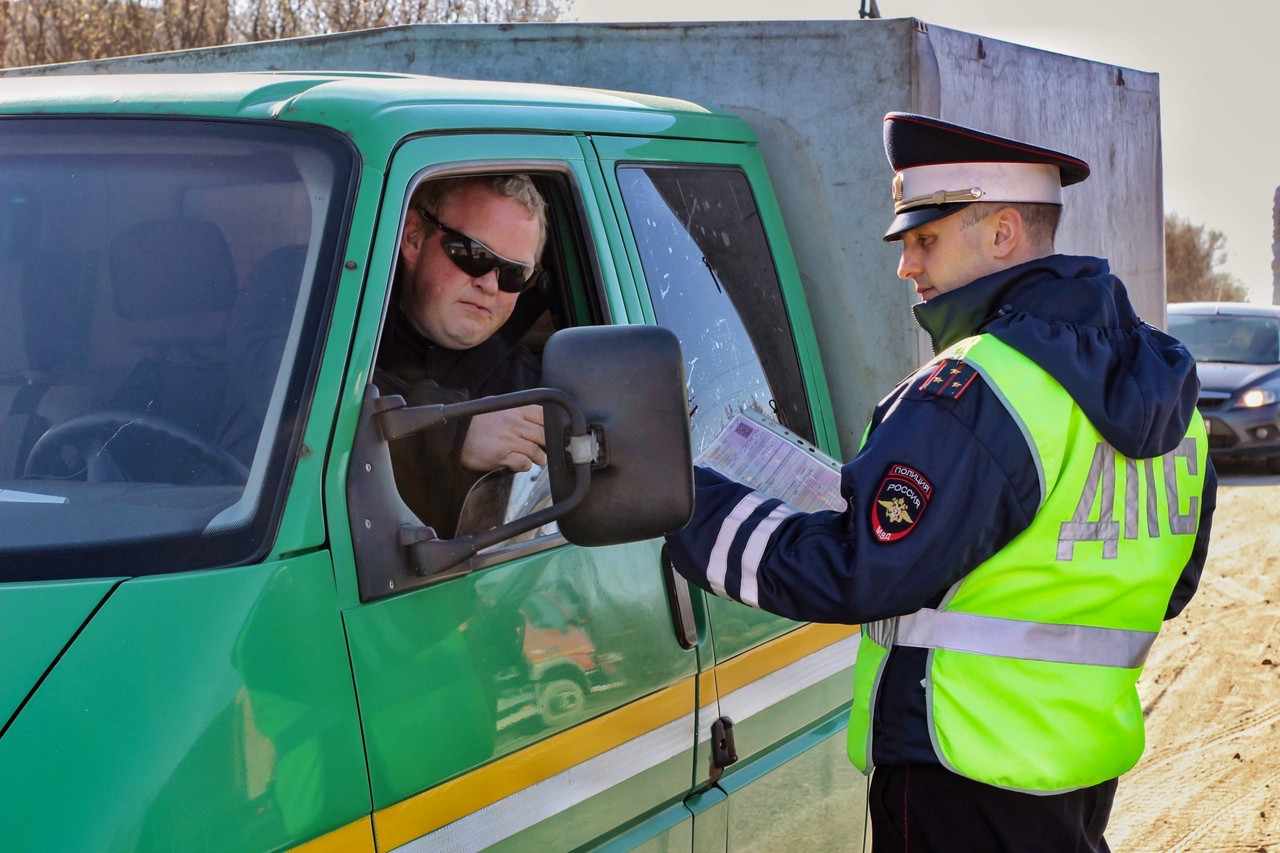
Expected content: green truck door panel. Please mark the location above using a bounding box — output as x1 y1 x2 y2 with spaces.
343 540 700 849
593 135 862 847
332 134 700 850
0 554 368 853
720 710 868 851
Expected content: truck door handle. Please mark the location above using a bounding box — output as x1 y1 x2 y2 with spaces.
704 716 739 789
661 544 697 650
711 716 738 771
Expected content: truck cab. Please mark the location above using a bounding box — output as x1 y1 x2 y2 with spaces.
0 72 863 851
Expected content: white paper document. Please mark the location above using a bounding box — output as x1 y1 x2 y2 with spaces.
696 412 846 513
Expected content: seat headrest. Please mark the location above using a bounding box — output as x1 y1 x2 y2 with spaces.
110 218 237 320
226 245 304 367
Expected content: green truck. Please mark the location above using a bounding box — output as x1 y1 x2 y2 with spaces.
0 20 1165 852
0 70 862 851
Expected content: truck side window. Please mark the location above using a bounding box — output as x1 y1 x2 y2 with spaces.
616 165 814 453
373 174 549 542
373 170 591 553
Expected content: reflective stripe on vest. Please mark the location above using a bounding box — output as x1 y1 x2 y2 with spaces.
892 608 1157 668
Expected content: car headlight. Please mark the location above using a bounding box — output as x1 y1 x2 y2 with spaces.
1235 387 1279 409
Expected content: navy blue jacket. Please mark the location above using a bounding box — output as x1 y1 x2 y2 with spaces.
665 254 1217 766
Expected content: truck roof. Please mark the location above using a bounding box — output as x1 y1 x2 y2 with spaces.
0 71 757 164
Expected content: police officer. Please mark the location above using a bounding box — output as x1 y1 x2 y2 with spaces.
664 113 1217 852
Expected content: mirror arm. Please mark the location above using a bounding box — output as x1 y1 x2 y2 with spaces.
404 458 592 578
381 387 596 579
375 388 583 442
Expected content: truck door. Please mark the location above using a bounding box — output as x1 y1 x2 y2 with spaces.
332 134 703 850
592 135 868 850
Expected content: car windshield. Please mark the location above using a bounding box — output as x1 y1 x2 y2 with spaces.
0 117 354 580
1168 312 1280 365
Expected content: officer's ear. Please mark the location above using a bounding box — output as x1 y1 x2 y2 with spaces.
989 207 1024 261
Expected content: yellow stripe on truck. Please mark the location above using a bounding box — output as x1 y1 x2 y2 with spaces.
717 622 859 694
374 677 696 849
287 816 375 852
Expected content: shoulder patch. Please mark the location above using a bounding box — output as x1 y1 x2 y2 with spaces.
872 463 933 543
918 358 978 400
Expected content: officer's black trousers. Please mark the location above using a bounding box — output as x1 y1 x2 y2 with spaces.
869 764 1116 852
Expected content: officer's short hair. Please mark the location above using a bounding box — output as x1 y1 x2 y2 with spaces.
957 201 1061 251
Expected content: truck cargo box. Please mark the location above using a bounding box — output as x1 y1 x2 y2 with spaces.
5 18 1164 456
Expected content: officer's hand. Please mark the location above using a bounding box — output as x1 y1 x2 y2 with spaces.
460 405 546 473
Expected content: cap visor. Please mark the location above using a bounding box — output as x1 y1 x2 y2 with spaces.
882 202 972 241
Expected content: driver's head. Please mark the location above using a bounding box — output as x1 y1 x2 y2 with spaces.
399 175 547 350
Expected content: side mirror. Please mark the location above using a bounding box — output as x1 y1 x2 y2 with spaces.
543 325 693 546
348 324 693 601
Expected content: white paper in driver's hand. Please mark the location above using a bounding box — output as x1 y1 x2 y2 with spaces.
695 412 846 513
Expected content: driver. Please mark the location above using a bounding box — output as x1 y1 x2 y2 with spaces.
374 174 548 538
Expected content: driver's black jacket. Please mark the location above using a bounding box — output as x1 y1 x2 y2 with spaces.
373 305 540 539
665 254 1217 767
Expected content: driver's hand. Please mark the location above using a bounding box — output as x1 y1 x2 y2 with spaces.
460 405 546 473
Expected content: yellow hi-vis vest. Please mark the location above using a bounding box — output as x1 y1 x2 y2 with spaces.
848 334 1207 793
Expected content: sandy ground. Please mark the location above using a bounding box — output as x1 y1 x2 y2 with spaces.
1108 459 1280 852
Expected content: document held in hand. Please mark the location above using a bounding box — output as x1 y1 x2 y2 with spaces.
695 411 846 513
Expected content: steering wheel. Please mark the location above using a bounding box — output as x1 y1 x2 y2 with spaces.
23 411 249 485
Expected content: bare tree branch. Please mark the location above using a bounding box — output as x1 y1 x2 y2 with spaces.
1166 213 1249 303
2 0 568 67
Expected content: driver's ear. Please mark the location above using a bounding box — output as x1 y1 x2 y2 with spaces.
401 209 427 264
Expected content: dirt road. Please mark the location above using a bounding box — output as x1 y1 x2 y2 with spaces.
1108 460 1280 852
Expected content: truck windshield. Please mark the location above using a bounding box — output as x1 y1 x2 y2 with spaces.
0 118 354 580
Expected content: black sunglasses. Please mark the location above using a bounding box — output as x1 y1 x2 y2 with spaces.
416 205 539 294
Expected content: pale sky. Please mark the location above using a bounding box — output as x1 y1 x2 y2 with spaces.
568 0 1277 304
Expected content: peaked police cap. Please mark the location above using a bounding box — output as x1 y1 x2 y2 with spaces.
882 112 1091 241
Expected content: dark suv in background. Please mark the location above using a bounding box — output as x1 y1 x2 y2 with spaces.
1168 301 1280 472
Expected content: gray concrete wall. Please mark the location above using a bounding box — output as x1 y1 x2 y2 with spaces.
8 20 1163 457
